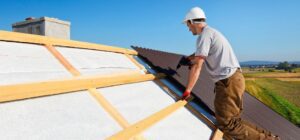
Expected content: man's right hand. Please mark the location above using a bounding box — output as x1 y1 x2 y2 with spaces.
176 56 193 69
186 53 195 60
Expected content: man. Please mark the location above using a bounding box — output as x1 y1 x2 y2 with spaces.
181 7 279 140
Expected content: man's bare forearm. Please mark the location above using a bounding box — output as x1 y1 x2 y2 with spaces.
186 62 202 92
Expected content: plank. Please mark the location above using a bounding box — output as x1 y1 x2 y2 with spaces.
0 30 137 55
44 44 80 76
154 80 229 140
88 88 146 140
211 128 224 140
106 100 187 140
125 54 146 72
0 73 165 103
89 88 130 128
154 80 216 129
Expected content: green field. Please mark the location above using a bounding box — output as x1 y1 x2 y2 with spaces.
245 78 300 126
294 68 300 72
243 70 300 78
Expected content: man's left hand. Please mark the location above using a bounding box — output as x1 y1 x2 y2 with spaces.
181 90 191 100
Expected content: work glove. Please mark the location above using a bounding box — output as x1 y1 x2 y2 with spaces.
181 90 191 100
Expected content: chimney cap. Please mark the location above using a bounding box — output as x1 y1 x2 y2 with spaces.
25 17 35 21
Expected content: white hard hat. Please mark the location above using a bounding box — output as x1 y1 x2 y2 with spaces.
183 7 206 23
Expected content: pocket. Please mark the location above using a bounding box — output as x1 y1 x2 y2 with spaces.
239 95 244 111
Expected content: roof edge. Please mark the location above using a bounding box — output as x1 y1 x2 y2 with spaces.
0 30 137 55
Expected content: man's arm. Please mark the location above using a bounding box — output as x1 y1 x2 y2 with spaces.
181 56 204 100
186 56 204 92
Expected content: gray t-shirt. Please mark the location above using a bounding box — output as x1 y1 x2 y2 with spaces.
195 25 240 82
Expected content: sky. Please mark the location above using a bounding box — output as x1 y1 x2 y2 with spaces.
0 0 299 62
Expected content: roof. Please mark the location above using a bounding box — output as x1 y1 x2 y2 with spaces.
132 46 300 140
0 31 222 140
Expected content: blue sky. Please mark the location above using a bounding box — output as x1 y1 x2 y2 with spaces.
1 0 299 61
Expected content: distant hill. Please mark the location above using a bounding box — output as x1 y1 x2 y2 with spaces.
290 61 300 64
240 61 300 66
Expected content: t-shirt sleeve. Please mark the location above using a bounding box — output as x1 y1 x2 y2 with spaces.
195 33 211 57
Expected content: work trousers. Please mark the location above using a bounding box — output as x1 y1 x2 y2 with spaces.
214 70 276 140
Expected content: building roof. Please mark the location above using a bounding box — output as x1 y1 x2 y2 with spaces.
0 31 222 140
132 46 300 140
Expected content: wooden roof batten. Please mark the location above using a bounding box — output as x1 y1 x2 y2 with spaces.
0 73 165 103
0 30 137 55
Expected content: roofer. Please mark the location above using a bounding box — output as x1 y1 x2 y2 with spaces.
181 7 280 140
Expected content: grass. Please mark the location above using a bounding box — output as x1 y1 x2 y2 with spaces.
245 78 300 126
276 78 300 81
243 71 300 78
294 68 300 72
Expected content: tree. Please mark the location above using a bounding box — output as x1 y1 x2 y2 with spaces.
277 61 291 71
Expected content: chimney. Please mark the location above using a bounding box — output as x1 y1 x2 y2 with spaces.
12 17 71 39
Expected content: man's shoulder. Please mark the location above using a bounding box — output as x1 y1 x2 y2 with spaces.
204 26 226 39
200 26 216 37
204 26 219 34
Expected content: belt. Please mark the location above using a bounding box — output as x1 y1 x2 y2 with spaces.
218 68 241 84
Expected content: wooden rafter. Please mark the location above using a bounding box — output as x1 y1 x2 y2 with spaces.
106 100 187 140
44 44 80 76
88 88 146 140
154 80 225 140
211 128 224 140
154 80 216 128
0 30 137 55
0 73 164 103
125 54 146 72
88 88 130 128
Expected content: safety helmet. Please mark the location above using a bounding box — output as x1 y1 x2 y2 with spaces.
183 7 206 23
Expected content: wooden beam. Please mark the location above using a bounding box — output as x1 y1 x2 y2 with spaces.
154 80 229 140
88 88 146 140
125 54 146 72
44 44 80 76
0 30 137 55
106 100 187 140
0 73 165 103
211 128 224 140
154 80 216 129
89 88 130 128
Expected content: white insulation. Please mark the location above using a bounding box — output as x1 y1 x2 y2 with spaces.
56 47 141 75
0 41 71 85
99 81 213 140
0 41 213 140
0 91 122 140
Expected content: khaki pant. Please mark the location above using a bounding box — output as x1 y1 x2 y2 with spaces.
214 70 276 140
